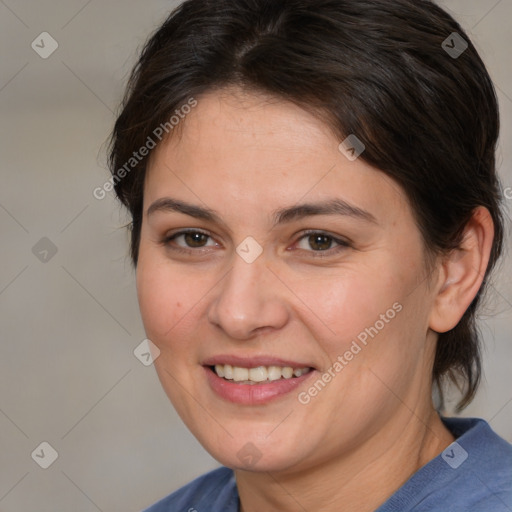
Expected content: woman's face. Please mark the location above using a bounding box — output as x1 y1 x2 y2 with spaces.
136 87 440 473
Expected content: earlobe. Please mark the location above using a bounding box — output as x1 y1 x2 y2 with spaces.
429 207 494 333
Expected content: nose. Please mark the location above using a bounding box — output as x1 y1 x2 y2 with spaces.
207 251 289 340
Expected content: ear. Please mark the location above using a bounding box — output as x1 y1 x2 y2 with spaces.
429 206 495 333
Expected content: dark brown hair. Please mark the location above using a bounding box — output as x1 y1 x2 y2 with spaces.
108 0 505 410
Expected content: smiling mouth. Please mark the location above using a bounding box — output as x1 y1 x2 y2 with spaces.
208 364 313 385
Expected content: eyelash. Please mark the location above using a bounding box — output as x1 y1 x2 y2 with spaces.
160 229 350 258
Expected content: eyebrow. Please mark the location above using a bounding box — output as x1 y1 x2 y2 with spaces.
146 197 378 226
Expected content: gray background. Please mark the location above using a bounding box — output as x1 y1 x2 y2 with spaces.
0 1 511 511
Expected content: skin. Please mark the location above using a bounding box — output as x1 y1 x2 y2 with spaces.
136 87 494 512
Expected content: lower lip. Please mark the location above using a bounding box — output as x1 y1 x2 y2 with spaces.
204 366 315 405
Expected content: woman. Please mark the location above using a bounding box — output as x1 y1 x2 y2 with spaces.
108 0 512 510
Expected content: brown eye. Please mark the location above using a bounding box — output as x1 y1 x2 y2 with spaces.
182 232 209 248
162 230 218 253
307 234 334 251
294 231 350 257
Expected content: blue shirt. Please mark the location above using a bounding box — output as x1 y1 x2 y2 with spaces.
142 417 512 511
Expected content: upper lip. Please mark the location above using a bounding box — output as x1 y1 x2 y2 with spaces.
202 355 315 369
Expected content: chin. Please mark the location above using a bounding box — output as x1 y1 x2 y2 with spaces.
197 432 311 473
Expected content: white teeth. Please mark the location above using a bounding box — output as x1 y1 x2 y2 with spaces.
224 364 233 380
233 367 249 382
248 366 268 382
212 364 311 383
268 366 282 381
281 366 293 379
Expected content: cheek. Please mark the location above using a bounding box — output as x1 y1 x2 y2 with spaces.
136 256 200 347
308 267 398 349
309 257 426 392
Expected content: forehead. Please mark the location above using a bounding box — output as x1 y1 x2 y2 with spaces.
144 88 409 228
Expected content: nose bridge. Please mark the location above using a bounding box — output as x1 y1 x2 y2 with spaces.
208 249 287 339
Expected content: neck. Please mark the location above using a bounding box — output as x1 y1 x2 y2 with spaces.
235 407 454 512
